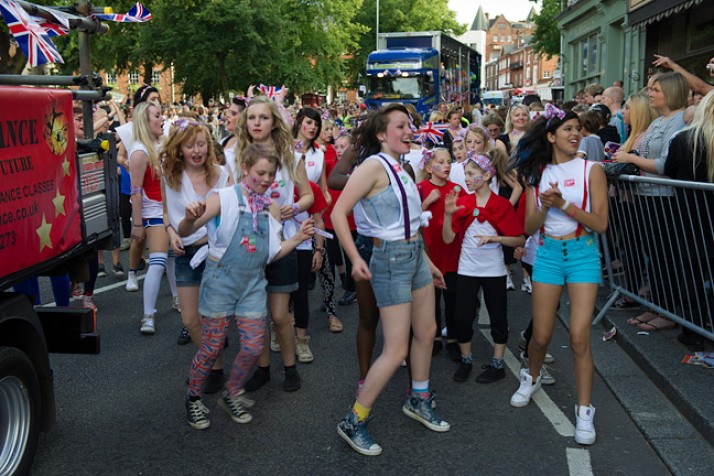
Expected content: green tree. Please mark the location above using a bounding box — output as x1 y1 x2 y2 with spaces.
530 0 561 58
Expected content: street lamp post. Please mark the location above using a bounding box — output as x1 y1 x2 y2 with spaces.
376 0 379 47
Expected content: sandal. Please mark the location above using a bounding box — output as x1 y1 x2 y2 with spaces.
627 312 656 326
637 317 677 332
328 315 343 333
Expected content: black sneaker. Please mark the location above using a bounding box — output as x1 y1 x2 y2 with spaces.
432 339 443 356
177 327 191 346
112 263 125 277
204 369 225 394
475 364 506 384
453 361 473 382
445 342 461 362
245 366 270 392
283 366 301 392
186 396 210 430
97 264 106 278
338 291 357 306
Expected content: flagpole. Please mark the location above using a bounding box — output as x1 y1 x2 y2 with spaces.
77 0 93 139
375 0 379 48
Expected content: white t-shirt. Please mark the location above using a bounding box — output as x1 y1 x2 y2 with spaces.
164 166 230 246
206 186 283 263
537 158 596 237
458 218 507 277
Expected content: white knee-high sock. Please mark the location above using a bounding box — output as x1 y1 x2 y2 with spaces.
166 252 178 297
143 252 167 315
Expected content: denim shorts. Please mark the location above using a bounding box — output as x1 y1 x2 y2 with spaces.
532 235 602 286
199 258 268 319
266 249 298 293
174 244 206 287
370 236 432 308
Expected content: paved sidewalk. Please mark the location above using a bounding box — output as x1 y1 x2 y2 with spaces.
585 290 714 476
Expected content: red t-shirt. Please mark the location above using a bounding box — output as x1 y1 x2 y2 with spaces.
323 151 356 231
295 181 328 215
451 192 524 238
418 179 465 274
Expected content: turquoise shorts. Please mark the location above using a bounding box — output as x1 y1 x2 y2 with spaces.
532 235 602 286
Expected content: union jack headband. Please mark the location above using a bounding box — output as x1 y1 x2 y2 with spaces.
173 118 200 131
466 151 496 176
544 103 566 127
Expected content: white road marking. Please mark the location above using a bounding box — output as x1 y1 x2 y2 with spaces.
566 448 594 476
47 275 145 306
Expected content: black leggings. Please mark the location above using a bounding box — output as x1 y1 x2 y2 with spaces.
435 272 458 339
120 192 132 239
292 249 313 330
316 242 337 317
454 274 508 345
325 228 356 292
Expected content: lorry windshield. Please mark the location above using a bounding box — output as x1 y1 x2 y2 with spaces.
366 76 422 100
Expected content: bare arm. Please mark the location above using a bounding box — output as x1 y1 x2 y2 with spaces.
178 193 220 237
541 166 609 234
653 55 714 96
524 186 548 236
129 150 148 240
327 146 358 190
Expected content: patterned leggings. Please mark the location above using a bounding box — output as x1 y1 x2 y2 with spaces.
317 243 337 317
187 315 267 397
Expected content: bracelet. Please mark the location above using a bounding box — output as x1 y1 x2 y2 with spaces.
292 203 300 216
164 224 174 232
317 247 326 254
130 186 142 195
560 200 571 211
567 205 578 218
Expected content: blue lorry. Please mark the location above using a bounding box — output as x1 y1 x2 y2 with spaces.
365 31 481 117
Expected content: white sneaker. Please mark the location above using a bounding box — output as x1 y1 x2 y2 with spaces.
82 294 97 311
510 368 541 407
269 323 281 352
518 330 554 364
126 272 139 292
506 272 516 291
574 404 597 445
172 296 181 313
520 352 556 385
295 336 314 363
140 314 155 334
521 276 532 294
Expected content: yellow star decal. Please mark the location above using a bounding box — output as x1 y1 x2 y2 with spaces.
36 214 53 252
62 156 71 177
52 189 66 217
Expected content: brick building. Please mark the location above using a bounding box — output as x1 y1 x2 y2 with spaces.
102 65 182 107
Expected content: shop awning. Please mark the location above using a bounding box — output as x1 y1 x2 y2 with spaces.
628 0 704 27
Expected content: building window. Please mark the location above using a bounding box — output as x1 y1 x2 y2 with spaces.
498 23 506 29
151 70 161 85
105 71 117 84
508 35 512 42
576 32 599 78
543 71 551 79
129 70 140 84
501 35 506 42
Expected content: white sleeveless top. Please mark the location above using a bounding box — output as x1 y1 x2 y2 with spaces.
164 166 230 246
206 186 283 262
223 143 238 182
536 158 596 236
299 147 324 183
353 154 423 241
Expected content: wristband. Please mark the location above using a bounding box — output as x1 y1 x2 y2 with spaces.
560 200 571 212
317 247 326 254
164 224 174 232
292 203 300 216
567 206 578 218
130 186 142 195
132 224 143 228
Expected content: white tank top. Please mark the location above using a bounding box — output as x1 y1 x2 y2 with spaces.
299 147 324 183
354 154 423 241
164 166 230 245
536 158 596 236
223 143 238 182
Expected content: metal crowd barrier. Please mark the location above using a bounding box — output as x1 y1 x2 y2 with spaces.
594 173 714 341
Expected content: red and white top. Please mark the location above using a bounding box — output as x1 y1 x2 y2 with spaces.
130 142 163 219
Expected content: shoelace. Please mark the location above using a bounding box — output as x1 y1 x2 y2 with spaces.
188 400 209 418
225 395 249 415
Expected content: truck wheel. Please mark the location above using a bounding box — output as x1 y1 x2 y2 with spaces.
0 346 41 476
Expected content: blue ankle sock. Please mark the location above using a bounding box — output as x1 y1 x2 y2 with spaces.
491 357 505 369
461 354 474 364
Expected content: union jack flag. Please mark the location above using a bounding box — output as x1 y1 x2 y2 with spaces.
95 2 152 22
258 84 282 99
37 19 68 37
0 0 64 66
414 122 446 145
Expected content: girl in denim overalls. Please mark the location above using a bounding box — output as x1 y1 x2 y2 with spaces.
331 104 450 456
178 143 314 431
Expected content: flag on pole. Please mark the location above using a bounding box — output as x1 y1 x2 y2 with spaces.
414 122 445 144
0 0 64 66
95 2 152 22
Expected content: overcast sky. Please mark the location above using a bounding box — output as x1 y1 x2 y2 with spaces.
448 0 540 26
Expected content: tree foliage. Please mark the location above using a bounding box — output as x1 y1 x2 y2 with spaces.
529 0 561 59
1 0 464 100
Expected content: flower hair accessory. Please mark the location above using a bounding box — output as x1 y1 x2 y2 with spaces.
544 103 566 127
466 151 496 176
321 109 330 121
453 128 468 143
408 115 417 132
418 148 434 170
293 140 304 154
174 118 200 131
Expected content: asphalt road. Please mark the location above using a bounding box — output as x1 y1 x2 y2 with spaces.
29 254 669 475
